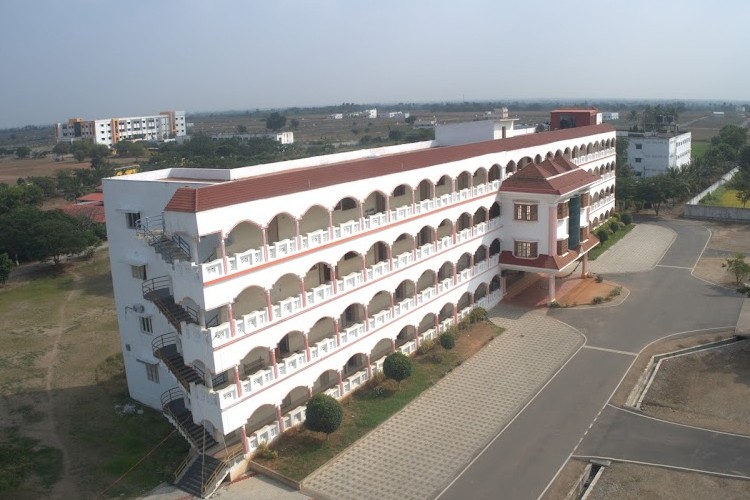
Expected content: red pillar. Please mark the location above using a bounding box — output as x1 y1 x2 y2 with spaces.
334 319 341 346
265 290 274 321
275 405 284 433
227 303 236 337
328 211 334 240
304 333 311 361
300 277 307 307
295 218 301 249
331 266 338 294
220 231 228 273
270 348 279 379
234 366 243 396
365 354 372 379
362 255 368 282
453 263 457 285
363 305 369 331
241 426 249 454
262 227 269 261
338 370 344 396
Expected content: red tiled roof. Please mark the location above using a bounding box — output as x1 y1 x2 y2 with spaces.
77 192 104 203
498 157 599 196
61 203 106 224
165 124 615 213
499 237 599 271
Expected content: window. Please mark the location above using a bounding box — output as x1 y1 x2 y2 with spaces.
131 265 147 280
139 316 153 334
125 211 140 229
145 363 159 383
635 143 642 150
514 203 538 221
514 241 538 258
634 158 642 164
557 239 569 255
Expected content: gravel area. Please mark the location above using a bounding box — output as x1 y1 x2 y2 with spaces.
641 340 750 435
586 463 750 500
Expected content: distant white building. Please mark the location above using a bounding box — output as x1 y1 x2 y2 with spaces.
262 131 294 145
619 131 691 177
385 111 410 120
435 118 519 146
55 111 187 146
601 112 619 121
330 113 344 120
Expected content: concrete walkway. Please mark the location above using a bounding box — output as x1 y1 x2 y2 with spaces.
589 223 676 275
301 305 584 500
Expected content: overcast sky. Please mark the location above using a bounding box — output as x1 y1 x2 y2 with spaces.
1 0 748 129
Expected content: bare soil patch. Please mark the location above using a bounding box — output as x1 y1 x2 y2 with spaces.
586 462 750 500
557 278 620 307
0 155 140 185
692 221 750 287
641 340 750 435
539 458 588 500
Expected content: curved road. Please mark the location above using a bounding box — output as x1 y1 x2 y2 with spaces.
437 219 745 500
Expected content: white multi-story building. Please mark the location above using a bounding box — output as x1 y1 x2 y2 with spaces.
103 114 616 496
620 130 691 177
55 111 187 146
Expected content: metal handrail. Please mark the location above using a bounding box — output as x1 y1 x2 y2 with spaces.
173 450 196 481
151 333 179 356
200 447 245 497
160 386 184 410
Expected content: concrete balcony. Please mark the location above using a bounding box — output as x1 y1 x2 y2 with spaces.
187 260 502 434
188 180 501 284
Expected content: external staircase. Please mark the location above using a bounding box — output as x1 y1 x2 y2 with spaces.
153 336 205 390
142 277 198 333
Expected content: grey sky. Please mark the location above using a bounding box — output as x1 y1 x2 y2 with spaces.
1 0 748 129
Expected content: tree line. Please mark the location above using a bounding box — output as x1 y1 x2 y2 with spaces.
615 125 748 215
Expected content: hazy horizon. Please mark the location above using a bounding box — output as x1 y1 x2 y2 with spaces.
2 0 749 129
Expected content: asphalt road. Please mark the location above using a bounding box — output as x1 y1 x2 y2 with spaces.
438 220 746 500
576 405 750 478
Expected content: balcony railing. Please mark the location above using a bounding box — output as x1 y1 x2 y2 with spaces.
196 179 502 281
190 260 502 413
571 147 616 166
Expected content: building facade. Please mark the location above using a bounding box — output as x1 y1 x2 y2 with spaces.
55 111 187 146
620 130 691 177
103 117 615 494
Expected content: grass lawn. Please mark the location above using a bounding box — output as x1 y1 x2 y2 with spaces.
0 249 189 499
700 186 747 208
256 321 503 481
691 141 710 160
589 223 635 261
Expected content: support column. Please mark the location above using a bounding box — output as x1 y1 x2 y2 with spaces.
391 338 396 352
390 294 395 318
362 255 368 282
334 319 341 346
548 274 556 306
434 315 440 332
241 426 249 454
307 387 313 399
365 354 372 379
218 233 228 272
453 263 457 285
363 305 369 331
262 227 269 261
412 238 417 261
434 272 439 294
300 277 307 307
295 218 301 249
549 205 558 256
338 370 344 396
275 405 284 433
190 237 199 264
453 304 459 324
452 223 457 245
388 245 394 271
328 211 334 240
265 290 274 321
304 333 311 362
414 327 420 349
270 348 279 379
227 303 236 337
433 228 438 252
359 203 365 229
234 366 243 396
581 253 589 278
385 196 391 222
411 190 416 214
470 255 475 275
331 266 338 294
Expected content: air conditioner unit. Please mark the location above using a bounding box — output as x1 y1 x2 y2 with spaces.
132 304 145 314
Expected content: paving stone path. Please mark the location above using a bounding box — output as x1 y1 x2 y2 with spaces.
589 223 676 275
302 304 584 500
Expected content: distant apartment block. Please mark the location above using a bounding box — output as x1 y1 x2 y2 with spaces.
55 111 187 146
601 112 619 121
619 130 691 177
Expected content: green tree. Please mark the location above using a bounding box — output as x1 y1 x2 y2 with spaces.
718 125 748 151
236 124 248 134
304 393 343 440
290 119 300 129
405 115 417 125
0 253 12 285
265 112 287 131
52 142 71 158
114 140 146 159
439 331 456 350
383 352 412 389
722 254 750 285
15 146 31 159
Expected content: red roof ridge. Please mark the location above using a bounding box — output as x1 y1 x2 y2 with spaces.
164 124 614 213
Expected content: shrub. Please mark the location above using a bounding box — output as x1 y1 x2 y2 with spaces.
549 300 561 308
592 296 604 304
417 339 435 355
469 307 488 323
620 212 633 225
305 394 343 439
595 274 604 283
611 212 620 220
458 318 470 331
608 286 622 298
609 221 622 233
439 331 456 350
255 442 278 459
596 228 609 242
383 352 412 389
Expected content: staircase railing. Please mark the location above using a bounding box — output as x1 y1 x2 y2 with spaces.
173 450 196 482
153 334 206 388
142 276 198 332
137 213 191 262
160 386 184 412
201 447 245 498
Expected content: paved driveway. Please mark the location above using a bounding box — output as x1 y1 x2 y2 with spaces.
576 405 750 478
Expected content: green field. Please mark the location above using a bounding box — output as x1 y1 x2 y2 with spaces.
691 141 710 160
700 187 748 208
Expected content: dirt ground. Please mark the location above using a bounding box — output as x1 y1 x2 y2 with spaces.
586 462 750 500
0 155 139 185
692 221 750 287
504 273 621 309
